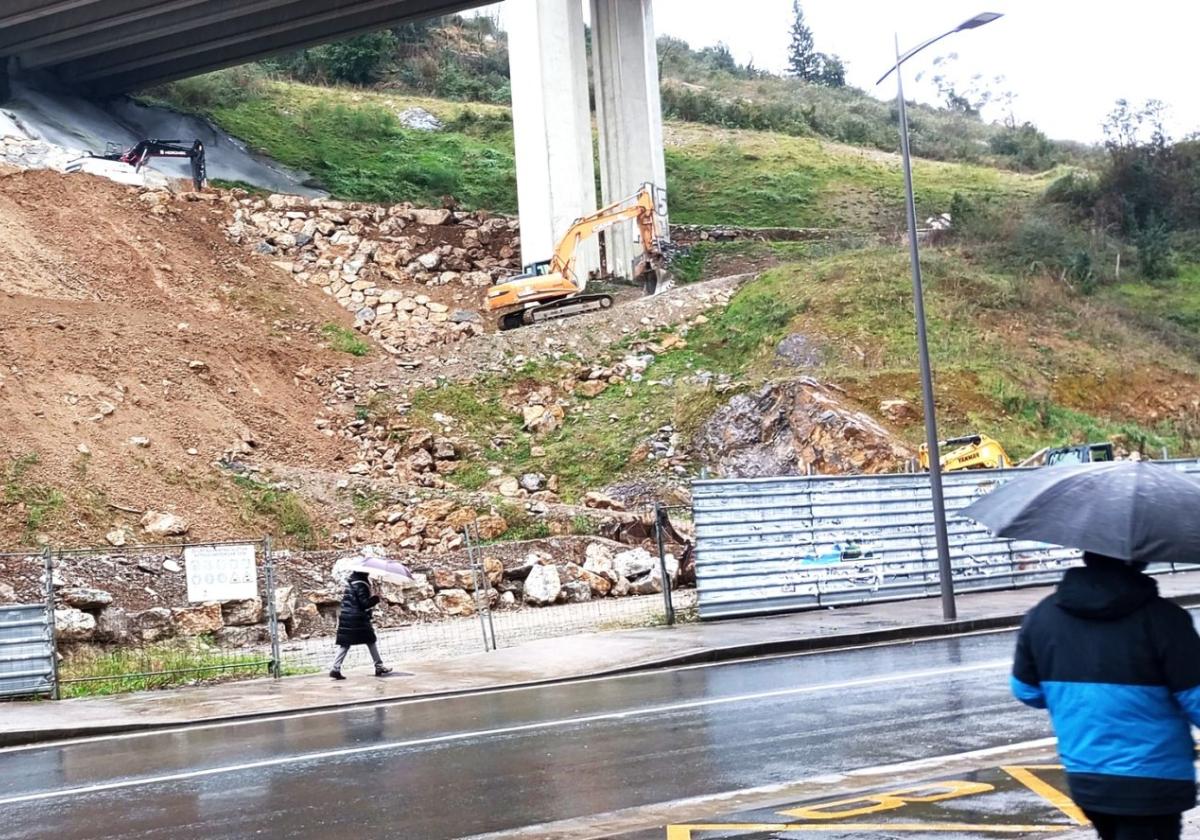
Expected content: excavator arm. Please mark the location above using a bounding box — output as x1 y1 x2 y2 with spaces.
485 184 667 329
548 186 662 286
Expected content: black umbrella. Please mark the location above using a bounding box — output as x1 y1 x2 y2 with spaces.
960 461 1200 566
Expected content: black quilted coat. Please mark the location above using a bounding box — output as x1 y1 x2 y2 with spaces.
335 572 380 647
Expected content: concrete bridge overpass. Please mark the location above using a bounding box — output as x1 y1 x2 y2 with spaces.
0 0 667 277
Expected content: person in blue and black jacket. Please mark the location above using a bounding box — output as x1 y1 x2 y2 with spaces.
1013 552 1200 840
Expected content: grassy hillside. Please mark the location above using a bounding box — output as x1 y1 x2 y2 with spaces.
145 75 1044 228
405 243 1200 503
141 73 1200 500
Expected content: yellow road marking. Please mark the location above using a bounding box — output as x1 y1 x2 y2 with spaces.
1001 766 1088 826
666 822 1072 839
778 780 993 820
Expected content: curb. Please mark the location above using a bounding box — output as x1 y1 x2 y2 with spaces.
8 591 1200 748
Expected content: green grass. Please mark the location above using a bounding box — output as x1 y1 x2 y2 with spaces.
174 80 518 211
3 453 65 539
58 640 272 698
146 77 1043 230
321 323 371 357
233 476 318 548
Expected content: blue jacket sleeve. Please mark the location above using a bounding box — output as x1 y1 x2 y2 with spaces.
1012 615 1046 709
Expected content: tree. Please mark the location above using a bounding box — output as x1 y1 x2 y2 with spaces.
787 1 821 80
815 53 846 87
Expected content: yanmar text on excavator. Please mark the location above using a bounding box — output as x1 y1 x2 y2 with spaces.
485 183 670 330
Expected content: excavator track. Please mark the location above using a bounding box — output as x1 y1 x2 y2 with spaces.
499 294 614 331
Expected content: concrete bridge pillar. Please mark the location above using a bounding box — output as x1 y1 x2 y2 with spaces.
507 0 599 278
590 0 669 279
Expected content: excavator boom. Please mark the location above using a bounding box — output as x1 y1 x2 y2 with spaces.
485 184 668 330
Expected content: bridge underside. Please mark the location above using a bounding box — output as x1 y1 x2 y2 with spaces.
0 0 487 96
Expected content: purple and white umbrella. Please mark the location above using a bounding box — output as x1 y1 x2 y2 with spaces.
348 554 414 585
332 546 414 586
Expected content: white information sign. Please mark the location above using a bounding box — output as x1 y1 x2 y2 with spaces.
184 544 258 603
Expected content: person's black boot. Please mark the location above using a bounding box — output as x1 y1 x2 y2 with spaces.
330 669 346 681
375 665 393 677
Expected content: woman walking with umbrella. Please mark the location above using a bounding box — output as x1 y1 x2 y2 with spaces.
963 462 1200 840
329 553 412 680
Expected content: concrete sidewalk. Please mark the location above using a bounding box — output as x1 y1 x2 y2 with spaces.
5 572 1200 747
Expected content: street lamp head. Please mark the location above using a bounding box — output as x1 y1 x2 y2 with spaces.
956 12 1003 31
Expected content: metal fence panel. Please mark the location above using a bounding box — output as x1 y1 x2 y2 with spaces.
0 604 54 698
693 461 1200 620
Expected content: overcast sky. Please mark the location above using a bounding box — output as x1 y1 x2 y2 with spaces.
476 1 1197 143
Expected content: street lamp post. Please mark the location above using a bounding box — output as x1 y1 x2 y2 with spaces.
878 13 1002 622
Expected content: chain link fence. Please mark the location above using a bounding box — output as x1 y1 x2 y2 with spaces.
274 505 697 674
48 540 276 697
0 503 699 696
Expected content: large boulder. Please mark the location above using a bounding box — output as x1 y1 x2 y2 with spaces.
221 598 263 627
274 587 297 622
140 510 190 537
435 589 476 617
523 564 562 606
483 556 504 587
561 562 611 597
561 581 592 603
54 608 95 642
696 378 913 477
59 587 113 610
476 515 508 540
94 607 130 643
135 607 175 642
613 548 656 580
431 569 475 592
583 545 620 583
172 603 223 636
0 582 17 603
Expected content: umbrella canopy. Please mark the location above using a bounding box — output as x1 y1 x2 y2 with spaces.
347 555 414 585
960 461 1200 565
331 547 414 586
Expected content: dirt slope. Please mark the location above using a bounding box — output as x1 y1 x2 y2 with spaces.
0 169 358 546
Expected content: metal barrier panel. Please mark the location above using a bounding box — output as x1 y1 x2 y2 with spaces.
693 461 1200 620
0 604 54 698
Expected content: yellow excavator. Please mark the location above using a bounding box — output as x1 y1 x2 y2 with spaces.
485 184 669 331
919 434 1013 472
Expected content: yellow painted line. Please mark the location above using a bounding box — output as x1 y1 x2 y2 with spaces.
667 822 1072 839
778 780 993 820
1001 766 1088 826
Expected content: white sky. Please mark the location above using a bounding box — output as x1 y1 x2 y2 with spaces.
474 1 1198 143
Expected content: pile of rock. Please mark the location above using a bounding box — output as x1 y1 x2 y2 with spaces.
328 495 509 553
0 136 78 172
51 583 295 649
697 377 914 476
222 192 522 353
373 541 678 620
670 224 841 245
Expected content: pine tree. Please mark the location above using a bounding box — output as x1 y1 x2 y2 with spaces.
787 1 821 81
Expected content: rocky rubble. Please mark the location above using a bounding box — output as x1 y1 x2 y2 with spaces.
697 377 914 476
17 535 682 653
221 192 523 354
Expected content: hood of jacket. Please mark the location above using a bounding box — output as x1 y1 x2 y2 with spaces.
1055 563 1158 620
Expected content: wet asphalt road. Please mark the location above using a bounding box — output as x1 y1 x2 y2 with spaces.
0 630 1052 839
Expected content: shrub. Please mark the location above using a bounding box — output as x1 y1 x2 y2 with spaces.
989 123 1059 171
1135 220 1177 280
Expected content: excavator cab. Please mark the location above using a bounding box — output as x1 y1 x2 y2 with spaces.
1045 443 1115 467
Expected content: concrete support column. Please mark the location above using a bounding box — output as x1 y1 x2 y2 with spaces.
590 0 668 279
507 0 598 278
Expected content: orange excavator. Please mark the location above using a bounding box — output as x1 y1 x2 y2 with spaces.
485 184 669 331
